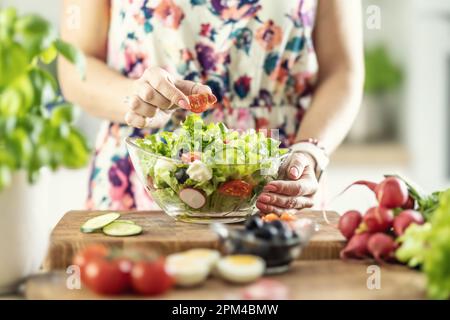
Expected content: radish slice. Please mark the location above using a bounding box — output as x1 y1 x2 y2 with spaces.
179 188 206 209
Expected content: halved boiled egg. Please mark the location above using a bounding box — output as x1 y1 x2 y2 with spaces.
166 253 210 287
182 248 221 269
216 255 265 284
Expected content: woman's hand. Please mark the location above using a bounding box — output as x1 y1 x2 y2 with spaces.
256 152 319 215
125 67 212 128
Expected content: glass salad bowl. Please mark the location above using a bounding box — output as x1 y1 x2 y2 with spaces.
126 137 288 224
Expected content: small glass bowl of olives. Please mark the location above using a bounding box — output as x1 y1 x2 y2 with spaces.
212 215 315 274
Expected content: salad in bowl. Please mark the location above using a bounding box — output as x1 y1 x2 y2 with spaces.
126 114 288 223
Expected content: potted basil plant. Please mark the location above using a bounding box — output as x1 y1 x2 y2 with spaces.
0 7 89 293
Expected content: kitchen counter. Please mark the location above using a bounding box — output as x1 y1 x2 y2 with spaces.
25 210 427 300
44 210 345 270
25 260 426 300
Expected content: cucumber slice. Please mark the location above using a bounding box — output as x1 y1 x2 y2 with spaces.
80 212 121 233
103 222 143 237
115 220 135 224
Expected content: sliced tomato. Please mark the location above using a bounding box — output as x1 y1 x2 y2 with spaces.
218 180 253 198
181 151 202 163
188 93 217 113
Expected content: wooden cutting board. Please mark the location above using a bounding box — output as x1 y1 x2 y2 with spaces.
26 260 426 300
44 210 345 270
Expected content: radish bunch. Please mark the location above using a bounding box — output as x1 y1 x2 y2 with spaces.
338 176 425 263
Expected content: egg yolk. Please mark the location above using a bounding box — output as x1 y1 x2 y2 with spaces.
227 255 258 265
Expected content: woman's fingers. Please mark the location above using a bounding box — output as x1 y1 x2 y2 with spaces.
135 80 172 110
175 79 212 95
263 177 318 197
256 197 313 215
129 94 158 118
124 111 148 129
125 108 173 129
126 67 216 127
143 68 188 110
257 192 314 210
286 153 307 180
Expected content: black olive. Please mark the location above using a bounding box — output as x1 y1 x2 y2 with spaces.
174 168 189 184
278 227 294 240
245 215 264 230
254 224 278 240
268 220 295 241
177 147 189 158
269 220 285 230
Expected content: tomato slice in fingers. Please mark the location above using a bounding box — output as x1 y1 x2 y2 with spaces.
187 93 217 113
218 180 253 198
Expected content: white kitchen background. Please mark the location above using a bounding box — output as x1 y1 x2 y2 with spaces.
2 0 449 226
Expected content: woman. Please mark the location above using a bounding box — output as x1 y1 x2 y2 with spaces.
59 0 364 214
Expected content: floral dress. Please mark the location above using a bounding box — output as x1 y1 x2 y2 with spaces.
86 0 319 210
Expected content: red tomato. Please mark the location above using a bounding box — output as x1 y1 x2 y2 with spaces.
218 180 253 198
181 151 202 163
73 244 109 282
280 213 296 222
131 258 174 296
83 258 133 295
262 213 279 222
188 93 217 113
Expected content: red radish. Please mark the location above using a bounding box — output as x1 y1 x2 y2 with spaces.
393 210 424 236
339 180 378 195
375 177 409 208
181 151 202 163
402 195 415 210
367 233 397 262
340 232 371 259
361 207 394 233
338 210 363 240
340 178 409 209
178 188 206 209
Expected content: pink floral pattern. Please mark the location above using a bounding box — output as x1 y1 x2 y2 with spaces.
154 0 185 29
255 20 283 51
88 0 319 210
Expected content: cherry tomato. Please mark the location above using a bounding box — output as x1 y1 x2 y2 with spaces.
181 151 202 163
280 212 296 222
218 180 253 198
262 213 279 222
73 244 109 282
83 257 133 295
188 93 217 113
131 258 174 296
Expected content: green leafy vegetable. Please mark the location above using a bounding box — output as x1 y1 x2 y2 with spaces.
385 174 442 221
0 7 89 191
396 189 450 299
131 114 288 211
